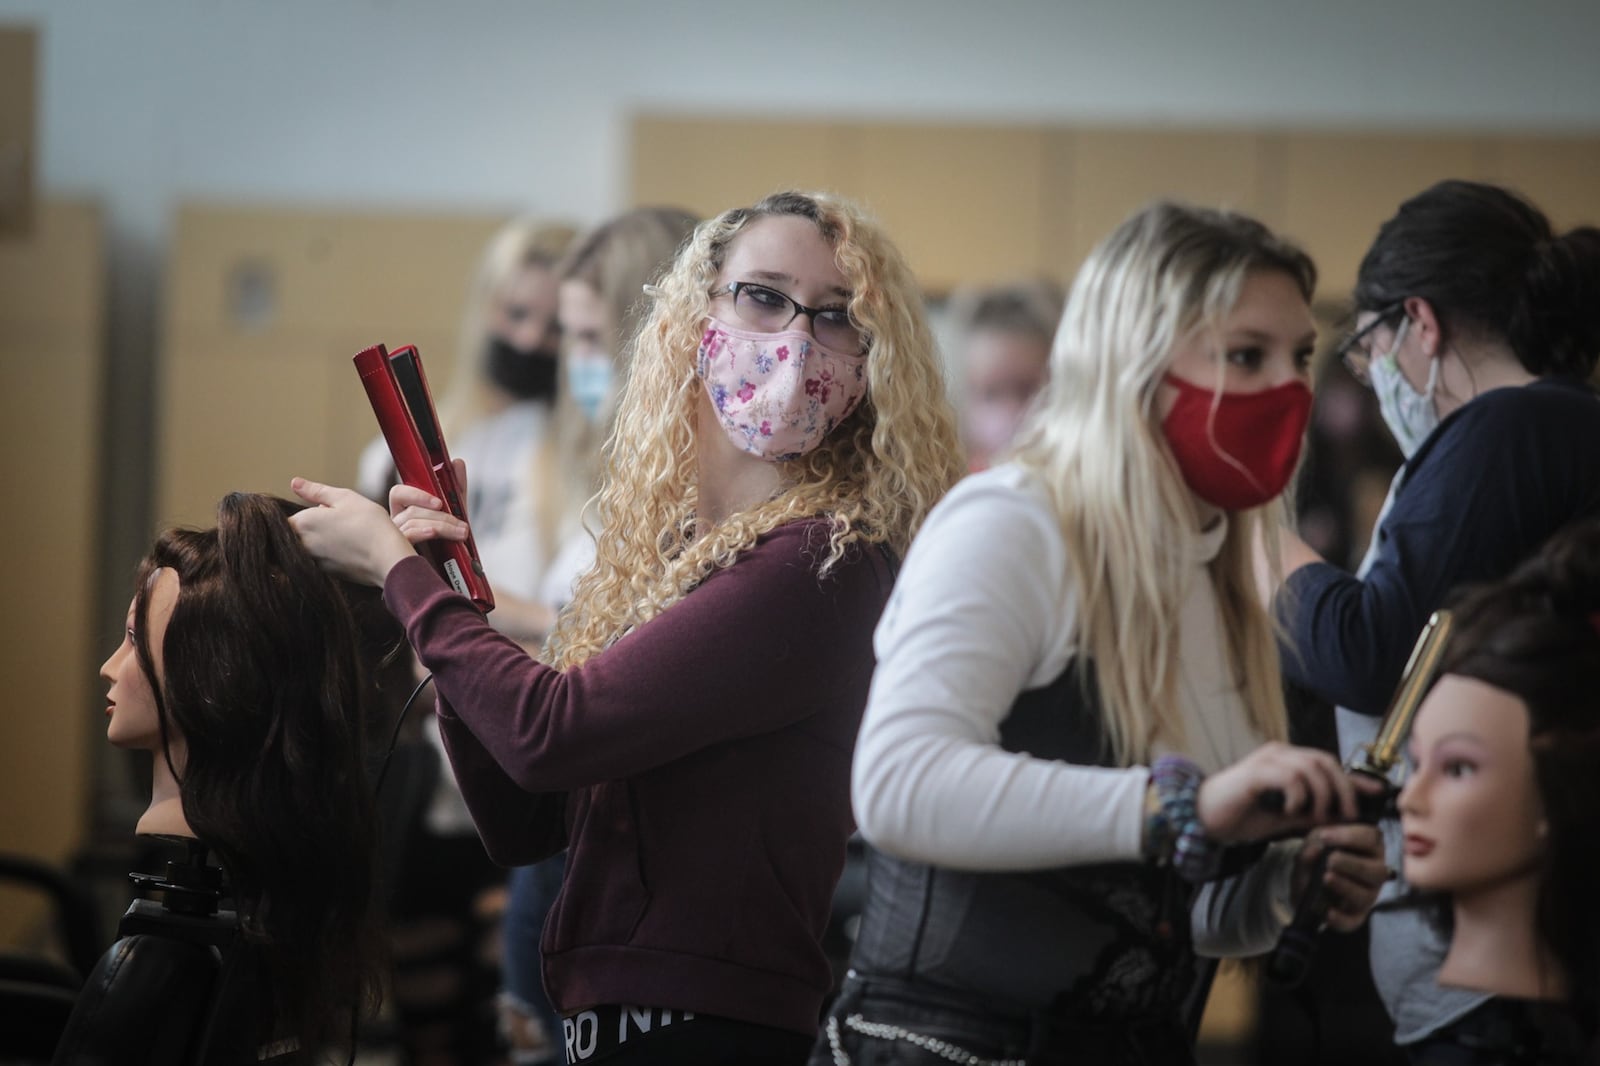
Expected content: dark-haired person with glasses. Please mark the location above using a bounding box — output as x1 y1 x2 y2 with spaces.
1257 179 1600 1059
291 190 966 1065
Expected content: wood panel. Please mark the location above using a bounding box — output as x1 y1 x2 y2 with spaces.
165 206 504 339
157 341 335 529
629 117 851 220
847 122 1047 293
155 326 459 529
1277 132 1493 301
1481 136 1600 229
1052 127 1273 282
0 201 104 946
631 116 1600 309
158 206 509 531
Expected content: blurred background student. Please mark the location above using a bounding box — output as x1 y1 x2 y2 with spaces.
945 279 1064 471
498 204 699 1066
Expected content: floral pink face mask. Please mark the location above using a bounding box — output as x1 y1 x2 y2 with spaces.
696 318 869 461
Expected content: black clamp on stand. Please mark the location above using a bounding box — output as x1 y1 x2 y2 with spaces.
120 839 238 948
82 839 259 1065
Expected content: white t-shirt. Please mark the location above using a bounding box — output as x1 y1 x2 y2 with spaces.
854 462 1295 954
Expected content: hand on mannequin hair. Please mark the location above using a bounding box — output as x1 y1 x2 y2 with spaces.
289 477 420 587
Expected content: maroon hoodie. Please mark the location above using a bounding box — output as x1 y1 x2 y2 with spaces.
383 519 894 1035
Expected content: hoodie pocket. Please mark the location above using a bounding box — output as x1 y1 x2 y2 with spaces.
543 781 650 954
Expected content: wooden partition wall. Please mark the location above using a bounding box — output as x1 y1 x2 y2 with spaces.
156 206 507 530
0 200 105 945
631 117 1600 297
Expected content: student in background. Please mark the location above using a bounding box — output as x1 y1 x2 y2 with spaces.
533 205 702 613
946 279 1064 471
293 190 966 1064
499 205 699 1066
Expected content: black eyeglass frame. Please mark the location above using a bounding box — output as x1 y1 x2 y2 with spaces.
1336 301 1406 386
716 282 871 356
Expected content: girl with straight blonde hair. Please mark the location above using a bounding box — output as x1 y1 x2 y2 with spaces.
528 205 702 614
822 201 1388 1066
498 204 700 1064
292 190 965 1065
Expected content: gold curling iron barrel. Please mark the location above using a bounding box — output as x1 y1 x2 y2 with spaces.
1257 610 1455 819
1349 610 1456 780
1265 609 1455 988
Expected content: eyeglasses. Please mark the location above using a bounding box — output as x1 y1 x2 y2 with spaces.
718 282 870 356
1335 302 1405 386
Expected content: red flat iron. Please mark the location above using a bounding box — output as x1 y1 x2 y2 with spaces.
353 342 494 612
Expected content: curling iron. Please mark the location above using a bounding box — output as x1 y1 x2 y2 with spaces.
1264 608 1456 987
354 342 495 612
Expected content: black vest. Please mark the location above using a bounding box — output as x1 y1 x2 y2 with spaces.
849 661 1200 1020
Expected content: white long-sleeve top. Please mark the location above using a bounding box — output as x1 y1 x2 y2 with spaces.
853 463 1295 955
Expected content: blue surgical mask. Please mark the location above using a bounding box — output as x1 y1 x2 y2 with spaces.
1368 318 1440 458
567 349 614 423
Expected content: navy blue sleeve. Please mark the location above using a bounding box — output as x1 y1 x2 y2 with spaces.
1279 383 1600 715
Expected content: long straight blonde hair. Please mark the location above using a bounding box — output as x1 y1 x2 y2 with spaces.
546 191 965 669
547 206 701 543
1011 201 1315 765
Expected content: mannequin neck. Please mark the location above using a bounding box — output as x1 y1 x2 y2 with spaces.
1439 871 1566 1003
136 748 195 839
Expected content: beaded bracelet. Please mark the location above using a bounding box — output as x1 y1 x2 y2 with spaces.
1145 755 1223 883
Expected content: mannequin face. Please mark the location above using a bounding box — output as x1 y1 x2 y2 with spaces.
1399 674 1546 895
100 568 179 752
962 327 1050 465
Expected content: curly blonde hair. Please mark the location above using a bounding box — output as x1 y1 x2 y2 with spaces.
546 191 964 668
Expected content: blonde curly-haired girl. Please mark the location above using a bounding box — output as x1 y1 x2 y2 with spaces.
292 190 964 1064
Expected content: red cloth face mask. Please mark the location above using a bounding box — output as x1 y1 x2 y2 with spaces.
1160 373 1313 511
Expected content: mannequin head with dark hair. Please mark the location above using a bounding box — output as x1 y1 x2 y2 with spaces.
1399 519 1600 1043
100 492 383 1052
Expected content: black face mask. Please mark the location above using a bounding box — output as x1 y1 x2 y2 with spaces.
484 337 560 402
